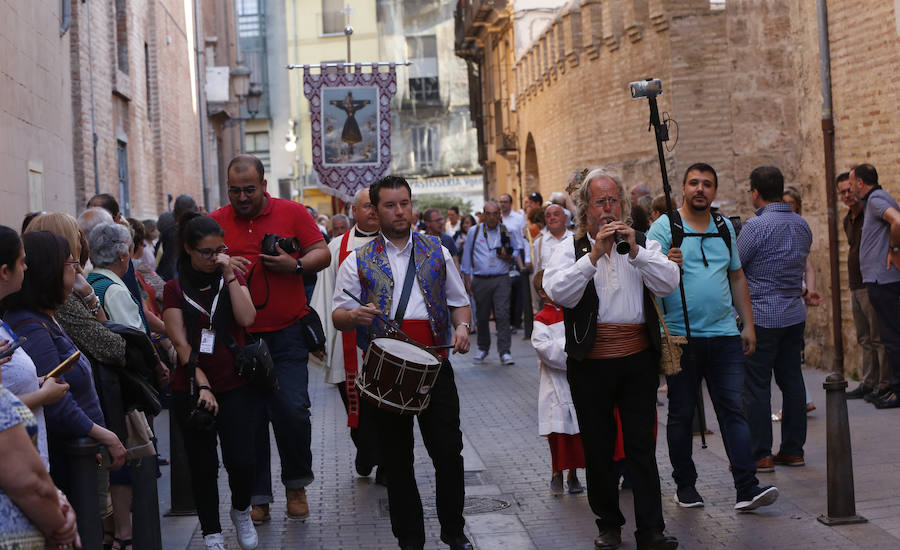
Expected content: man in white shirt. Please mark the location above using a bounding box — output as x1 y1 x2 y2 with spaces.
332 176 473 550
544 169 680 550
309 187 381 481
499 193 530 332
534 203 572 273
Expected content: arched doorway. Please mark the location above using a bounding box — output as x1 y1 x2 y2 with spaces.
524 133 539 196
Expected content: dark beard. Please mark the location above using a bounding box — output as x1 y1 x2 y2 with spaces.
382 224 410 240
688 198 709 212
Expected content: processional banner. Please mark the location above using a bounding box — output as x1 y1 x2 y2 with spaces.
303 64 398 201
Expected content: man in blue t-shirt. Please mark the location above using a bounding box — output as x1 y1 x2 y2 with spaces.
647 162 779 512
853 163 900 409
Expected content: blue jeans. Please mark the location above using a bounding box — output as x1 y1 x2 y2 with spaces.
744 323 807 459
252 320 314 504
666 336 758 492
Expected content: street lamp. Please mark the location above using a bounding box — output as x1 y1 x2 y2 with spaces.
230 62 251 99
246 83 263 118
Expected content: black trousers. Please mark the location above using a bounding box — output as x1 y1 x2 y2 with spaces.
337 381 380 470
373 360 465 547
567 350 666 542
172 385 264 536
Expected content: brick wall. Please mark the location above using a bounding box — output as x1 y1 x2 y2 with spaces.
0 0 76 221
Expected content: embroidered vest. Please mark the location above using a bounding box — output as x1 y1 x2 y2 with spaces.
562 231 661 360
355 233 450 350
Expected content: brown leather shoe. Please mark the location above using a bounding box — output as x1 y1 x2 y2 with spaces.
286 488 309 518
773 453 805 467
250 503 270 525
756 456 775 473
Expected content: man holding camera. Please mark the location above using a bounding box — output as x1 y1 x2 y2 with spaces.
460 200 524 365
647 163 778 512
332 175 473 550
543 168 680 550
211 154 330 522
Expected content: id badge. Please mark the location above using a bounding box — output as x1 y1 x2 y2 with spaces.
200 329 216 354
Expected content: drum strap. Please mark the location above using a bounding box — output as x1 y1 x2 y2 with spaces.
392 246 417 325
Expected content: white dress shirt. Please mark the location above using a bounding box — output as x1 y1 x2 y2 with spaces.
333 231 469 321
543 235 679 324
534 228 573 273
501 210 530 263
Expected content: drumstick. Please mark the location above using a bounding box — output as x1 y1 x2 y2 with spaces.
425 344 456 350
341 289 414 341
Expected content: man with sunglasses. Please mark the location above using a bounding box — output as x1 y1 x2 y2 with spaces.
647 163 779 513
211 154 331 523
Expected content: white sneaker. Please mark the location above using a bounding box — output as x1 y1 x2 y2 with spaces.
501 353 515 365
473 350 487 362
204 532 227 550
230 506 259 549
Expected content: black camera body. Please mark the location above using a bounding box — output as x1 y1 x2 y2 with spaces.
261 233 300 256
187 404 215 431
497 231 514 258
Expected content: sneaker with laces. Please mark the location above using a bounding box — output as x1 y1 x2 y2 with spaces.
473 350 488 363
203 533 226 550
673 485 704 508
230 506 259 549
735 485 779 511
500 353 515 365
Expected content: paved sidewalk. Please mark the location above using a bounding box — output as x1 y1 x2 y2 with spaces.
158 328 900 549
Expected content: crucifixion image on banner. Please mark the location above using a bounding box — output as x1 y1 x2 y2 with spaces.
323 88 378 164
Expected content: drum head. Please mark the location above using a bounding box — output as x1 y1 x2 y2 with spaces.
371 337 440 365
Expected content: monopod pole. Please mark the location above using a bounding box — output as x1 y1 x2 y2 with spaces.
646 95 708 448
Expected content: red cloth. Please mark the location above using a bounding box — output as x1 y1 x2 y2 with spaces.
210 194 324 333
339 231 361 428
548 433 586 471
398 320 440 357
612 406 658 461
162 274 247 393
534 304 564 326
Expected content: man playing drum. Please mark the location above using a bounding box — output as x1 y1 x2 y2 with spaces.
332 175 473 550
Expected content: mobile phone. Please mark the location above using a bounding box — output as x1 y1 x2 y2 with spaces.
0 336 26 360
46 350 81 379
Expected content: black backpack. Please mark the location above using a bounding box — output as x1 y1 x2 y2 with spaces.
667 210 732 267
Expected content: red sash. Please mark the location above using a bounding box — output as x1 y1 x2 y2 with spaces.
339 231 361 428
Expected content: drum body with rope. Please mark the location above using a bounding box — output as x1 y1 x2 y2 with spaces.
356 336 442 415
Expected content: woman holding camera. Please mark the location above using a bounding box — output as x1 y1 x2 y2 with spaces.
162 214 261 550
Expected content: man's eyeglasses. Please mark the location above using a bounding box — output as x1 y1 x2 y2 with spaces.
194 245 228 259
228 185 257 196
591 197 619 208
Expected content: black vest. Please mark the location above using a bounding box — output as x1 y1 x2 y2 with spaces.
562 232 662 360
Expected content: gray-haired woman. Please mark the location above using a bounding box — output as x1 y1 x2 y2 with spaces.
87 223 147 333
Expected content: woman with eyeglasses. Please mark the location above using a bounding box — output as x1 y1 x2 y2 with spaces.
162 213 262 550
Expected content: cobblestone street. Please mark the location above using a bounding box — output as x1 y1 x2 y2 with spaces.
159 327 900 549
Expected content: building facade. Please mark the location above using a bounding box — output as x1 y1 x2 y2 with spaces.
456 0 900 371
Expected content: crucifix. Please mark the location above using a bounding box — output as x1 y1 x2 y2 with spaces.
341 3 354 62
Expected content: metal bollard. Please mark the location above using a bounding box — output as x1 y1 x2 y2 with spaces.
66 437 102 550
166 407 196 516
132 415 162 550
817 373 867 525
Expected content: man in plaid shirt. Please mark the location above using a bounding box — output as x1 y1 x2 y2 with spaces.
738 166 813 472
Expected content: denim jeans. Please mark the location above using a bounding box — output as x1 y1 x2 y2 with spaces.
252 320 314 504
744 323 807 459
866 282 900 394
665 336 758 492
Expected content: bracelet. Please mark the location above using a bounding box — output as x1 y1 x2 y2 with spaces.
89 302 101 316
197 385 211 392
225 276 237 285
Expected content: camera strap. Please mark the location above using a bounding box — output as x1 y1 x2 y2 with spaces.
392 245 417 325
245 262 271 311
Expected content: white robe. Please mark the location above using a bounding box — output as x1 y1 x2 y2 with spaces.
532 313 580 436
308 226 377 384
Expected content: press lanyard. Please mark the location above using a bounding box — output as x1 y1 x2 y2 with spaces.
182 278 224 329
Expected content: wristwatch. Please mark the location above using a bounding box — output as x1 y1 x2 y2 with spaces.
295 258 304 274
891 246 900 253
457 322 470 330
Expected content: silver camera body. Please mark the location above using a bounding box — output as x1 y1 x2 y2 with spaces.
629 78 663 98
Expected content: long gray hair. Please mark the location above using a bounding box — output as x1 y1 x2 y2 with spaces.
574 168 632 239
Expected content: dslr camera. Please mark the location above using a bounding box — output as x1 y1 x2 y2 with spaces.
629 78 663 98
261 233 300 256
187 402 215 431
497 231 514 258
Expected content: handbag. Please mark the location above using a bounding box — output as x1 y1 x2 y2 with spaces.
233 336 278 393
651 298 687 376
124 409 156 461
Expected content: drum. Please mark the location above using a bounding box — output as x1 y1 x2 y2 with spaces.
357 337 443 415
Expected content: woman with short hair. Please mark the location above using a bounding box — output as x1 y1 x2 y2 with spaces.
88 223 147 333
